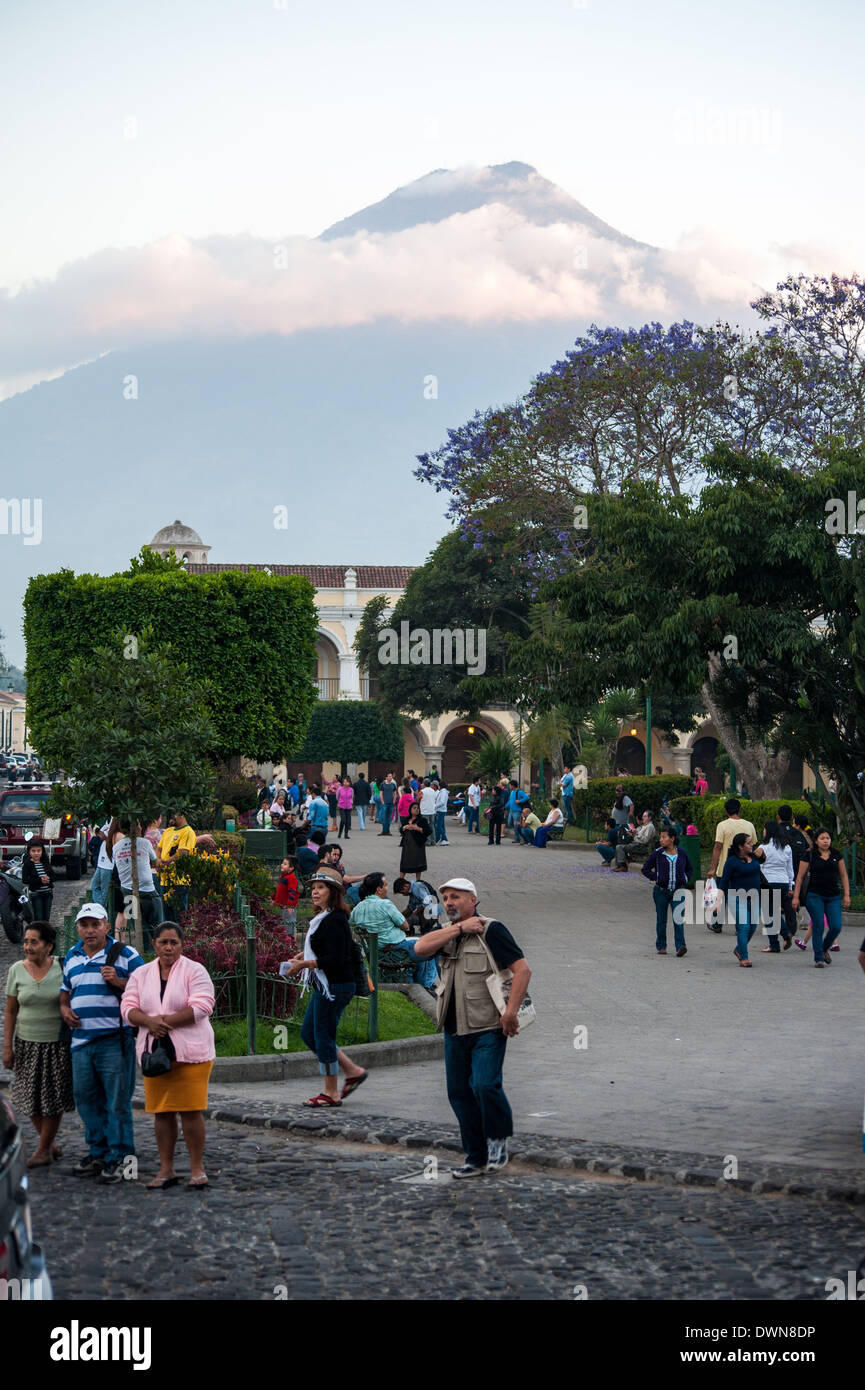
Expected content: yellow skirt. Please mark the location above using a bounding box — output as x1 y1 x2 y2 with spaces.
143 1061 213 1114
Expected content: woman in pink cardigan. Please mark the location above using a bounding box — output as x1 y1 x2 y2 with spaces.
337 777 354 840
121 921 215 1190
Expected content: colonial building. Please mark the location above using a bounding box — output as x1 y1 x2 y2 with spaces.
146 523 804 792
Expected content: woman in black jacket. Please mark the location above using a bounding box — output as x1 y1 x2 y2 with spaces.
487 785 506 846
284 870 366 1106
22 839 55 922
399 800 430 879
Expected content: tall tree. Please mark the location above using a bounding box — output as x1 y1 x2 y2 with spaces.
38 630 216 951
529 445 865 806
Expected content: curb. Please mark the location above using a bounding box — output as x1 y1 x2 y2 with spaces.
154 1098 865 1204
208 1032 442 1082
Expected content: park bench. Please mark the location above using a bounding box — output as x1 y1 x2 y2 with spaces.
547 825 565 842
352 925 415 983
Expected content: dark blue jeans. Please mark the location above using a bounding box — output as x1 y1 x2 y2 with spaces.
562 794 573 824
805 891 843 961
444 1027 512 1167
380 803 393 834
466 807 480 833
71 1033 137 1164
653 884 686 952
300 982 356 1075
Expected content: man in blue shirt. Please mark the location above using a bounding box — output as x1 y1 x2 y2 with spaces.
308 788 330 833
59 903 144 1183
286 777 301 807
559 767 575 825
505 781 529 842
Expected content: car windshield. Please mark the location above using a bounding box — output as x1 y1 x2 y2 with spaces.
0 795 47 818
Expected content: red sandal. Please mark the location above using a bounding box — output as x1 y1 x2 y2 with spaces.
303 1093 342 1107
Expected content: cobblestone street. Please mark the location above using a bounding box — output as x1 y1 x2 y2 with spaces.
26 1110 865 1301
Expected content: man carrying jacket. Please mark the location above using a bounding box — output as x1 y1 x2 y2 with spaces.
413 877 531 1177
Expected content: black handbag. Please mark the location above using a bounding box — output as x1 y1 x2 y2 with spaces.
141 1031 176 1077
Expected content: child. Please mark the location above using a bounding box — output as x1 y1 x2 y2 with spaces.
274 857 299 932
22 838 55 922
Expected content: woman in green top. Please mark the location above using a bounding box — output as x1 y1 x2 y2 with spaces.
2 920 74 1167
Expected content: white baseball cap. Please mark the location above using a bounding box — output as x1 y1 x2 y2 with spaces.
438 877 477 896
75 902 109 922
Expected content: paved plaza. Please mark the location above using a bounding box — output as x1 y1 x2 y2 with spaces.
217 825 865 1174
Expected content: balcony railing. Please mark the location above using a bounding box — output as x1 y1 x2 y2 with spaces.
317 677 339 700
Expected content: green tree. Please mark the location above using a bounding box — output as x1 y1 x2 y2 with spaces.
40 630 216 952
466 731 518 784
294 701 404 776
24 563 318 763
527 445 865 810
353 528 532 718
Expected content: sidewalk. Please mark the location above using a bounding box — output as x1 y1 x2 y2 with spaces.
252 820 865 1173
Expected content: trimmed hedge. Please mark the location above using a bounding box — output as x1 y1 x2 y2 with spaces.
24 566 318 762
571 776 691 825
210 831 246 860
668 795 811 849
295 700 403 763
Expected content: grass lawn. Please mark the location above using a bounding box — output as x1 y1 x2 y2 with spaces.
213 988 436 1056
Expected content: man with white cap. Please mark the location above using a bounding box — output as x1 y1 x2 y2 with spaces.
59 903 144 1182
412 877 530 1177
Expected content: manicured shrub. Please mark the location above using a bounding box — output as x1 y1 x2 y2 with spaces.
571 775 691 827
211 831 245 860
668 795 811 848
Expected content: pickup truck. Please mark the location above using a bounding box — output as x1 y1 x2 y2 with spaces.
0 784 87 879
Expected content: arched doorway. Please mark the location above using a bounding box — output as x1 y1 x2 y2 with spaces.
690 737 722 793
614 735 645 776
315 635 341 701
443 723 489 785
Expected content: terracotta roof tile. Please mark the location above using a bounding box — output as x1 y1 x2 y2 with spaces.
184 564 414 588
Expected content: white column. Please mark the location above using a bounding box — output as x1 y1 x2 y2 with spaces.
338 652 362 699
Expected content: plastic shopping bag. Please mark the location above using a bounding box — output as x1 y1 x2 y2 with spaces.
703 876 724 930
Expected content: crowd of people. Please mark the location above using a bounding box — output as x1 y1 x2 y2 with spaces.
2 761 861 1188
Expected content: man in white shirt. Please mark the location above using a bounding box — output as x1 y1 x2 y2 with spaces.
419 780 437 846
112 826 165 946
466 781 481 834
533 799 565 848
89 819 115 907
433 783 450 845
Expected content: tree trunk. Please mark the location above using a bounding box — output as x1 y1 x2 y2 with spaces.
701 655 792 799
129 828 144 955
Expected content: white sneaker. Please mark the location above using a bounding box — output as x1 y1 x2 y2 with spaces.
452 1161 485 1179
486 1138 509 1172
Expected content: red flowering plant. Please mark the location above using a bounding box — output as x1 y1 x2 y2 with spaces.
180 898 300 1019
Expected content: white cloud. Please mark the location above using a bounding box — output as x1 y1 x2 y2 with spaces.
0 203 832 400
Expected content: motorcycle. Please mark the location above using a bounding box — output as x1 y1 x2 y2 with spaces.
0 854 33 944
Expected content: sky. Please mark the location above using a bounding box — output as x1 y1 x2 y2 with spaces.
2 0 861 291
0 0 862 666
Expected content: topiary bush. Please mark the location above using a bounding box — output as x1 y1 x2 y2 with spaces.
211 830 245 860
571 775 691 828
668 795 811 849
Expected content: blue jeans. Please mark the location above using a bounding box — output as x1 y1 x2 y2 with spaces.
516 826 534 844
562 794 573 825
434 811 448 843
596 842 615 863
733 903 757 961
89 866 114 907
507 809 520 840
806 892 843 961
380 803 393 833
466 806 480 833
300 982 356 1074
444 1028 512 1167
356 805 366 830
393 937 438 989
653 885 686 952
71 1033 137 1164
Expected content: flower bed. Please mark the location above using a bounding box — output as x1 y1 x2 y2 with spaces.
180 898 299 1019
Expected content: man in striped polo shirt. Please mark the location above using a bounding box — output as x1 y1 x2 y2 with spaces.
60 903 144 1183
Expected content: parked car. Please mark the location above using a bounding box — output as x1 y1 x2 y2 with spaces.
0 1092 53 1299
0 785 87 879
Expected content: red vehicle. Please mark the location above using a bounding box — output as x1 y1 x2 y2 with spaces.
0 784 87 879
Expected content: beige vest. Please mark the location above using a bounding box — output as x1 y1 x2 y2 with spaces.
435 917 502 1037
